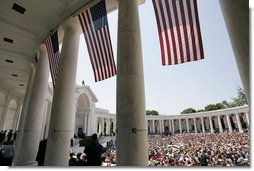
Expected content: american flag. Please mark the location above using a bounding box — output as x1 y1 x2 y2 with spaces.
78 0 116 82
44 31 60 89
152 0 204 65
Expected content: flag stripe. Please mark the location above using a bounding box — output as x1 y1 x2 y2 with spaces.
78 0 116 82
192 0 204 60
79 12 100 81
179 0 191 62
164 0 178 65
152 0 204 65
153 0 166 65
172 0 184 64
44 31 60 89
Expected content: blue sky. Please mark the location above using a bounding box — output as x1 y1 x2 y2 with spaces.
75 0 243 115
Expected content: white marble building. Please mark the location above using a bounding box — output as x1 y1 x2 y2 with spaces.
0 82 250 166
0 83 249 141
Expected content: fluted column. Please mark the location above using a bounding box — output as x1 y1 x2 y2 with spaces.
16 45 49 165
44 17 81 166
217 115 223 133
14 64 36 165
209 116 214 133
235 113 243 132
219 0 249 103
116 0 148 166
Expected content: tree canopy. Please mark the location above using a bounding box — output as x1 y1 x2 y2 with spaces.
181 108 196 114
146 110 159 115
180 87 247 114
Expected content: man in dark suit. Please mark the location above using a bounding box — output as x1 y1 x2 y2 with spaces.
84 133 106 166
36 139 47 166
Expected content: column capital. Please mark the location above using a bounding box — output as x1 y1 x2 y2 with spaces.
61 17 82 33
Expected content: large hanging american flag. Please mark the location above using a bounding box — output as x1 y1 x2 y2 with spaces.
44 31 60 89
152 0 204 65
78 0 116 82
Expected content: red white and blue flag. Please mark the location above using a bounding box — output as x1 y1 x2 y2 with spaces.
78 0 116 82
152 0 204 65
44 31 60 89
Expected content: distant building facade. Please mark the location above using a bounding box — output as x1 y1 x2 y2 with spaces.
0 84 249 140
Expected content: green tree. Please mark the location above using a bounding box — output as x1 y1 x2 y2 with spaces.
204 103 225 111
231 87 248 106
181 108 196 114
146 110 159 115
197 109 205 112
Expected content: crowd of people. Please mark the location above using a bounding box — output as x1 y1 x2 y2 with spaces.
0 128 250 166
0 130 16 166
147 130 249 166
69 130 249 167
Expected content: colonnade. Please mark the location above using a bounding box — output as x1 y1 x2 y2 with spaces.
0 0 248 167
147 106 249 134
97 117 116 136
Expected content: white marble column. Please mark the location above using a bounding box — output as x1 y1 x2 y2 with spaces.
98 119 102 135
245 112 249 126
158 119 162 133
101 120 104 135
16 44 49 165
44 18 81 166
217 115 223 133
152 120 155 133
13 64 36 165
116 0 148 166
193 118 197 133
168 119 172 132
186 118 189 133
178 119 182 133
172 120 175 133
201 117 205 133
219 0 249 103
107 118 111 135
226 115 233 132
235 113 243 132
88 115 92 135
84 115 87 134
209 116 214 133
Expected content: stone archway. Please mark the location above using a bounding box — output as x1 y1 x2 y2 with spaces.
0 92 5 120
75 94 90 136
